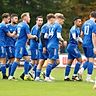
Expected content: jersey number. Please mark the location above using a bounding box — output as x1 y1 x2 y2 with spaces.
84 25 89 35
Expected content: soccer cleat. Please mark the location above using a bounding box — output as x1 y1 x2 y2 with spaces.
42 71 55 80
72 76 82 81
24 75 34 81
20 74 24 80
3 75 8 79
35 77 42 82
8 76 14 80
64 78 71 81
42 72 45 79
45 77 52 82
49 75 55 80
78 73 83 81
86 78 94 83
28 70 35 79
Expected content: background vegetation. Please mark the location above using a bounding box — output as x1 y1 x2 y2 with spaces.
0 0 96 40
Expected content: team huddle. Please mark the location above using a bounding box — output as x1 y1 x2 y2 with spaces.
0 11 96 85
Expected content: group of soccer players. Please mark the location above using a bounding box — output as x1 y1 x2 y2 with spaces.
0 12 65 82
0 11 96 85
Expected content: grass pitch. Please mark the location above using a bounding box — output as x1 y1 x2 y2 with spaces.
0 68 96 96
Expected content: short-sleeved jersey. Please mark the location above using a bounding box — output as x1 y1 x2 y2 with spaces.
38 23 49 50
15 21 30 47
82 18 96 48
6 24 17 46
47 22 62 49
0 22 9 46
30 25 40 49
69 25 80 45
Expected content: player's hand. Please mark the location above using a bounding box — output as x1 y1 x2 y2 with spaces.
43 47 47 53
33 35 38 41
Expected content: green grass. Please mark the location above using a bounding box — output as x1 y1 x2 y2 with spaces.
0 68 96 96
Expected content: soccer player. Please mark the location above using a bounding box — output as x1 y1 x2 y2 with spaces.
64 17 82 81
78 11 96 82
35 13 55 81
6 14 18 76
28 16 43 78
0 13 17 79
8 12 38 80
44 13 65 82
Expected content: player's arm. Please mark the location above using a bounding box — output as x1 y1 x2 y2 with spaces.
92 33 96 55
57 32 64 42
7 31 17 37
27 33 38 40
41 32 47 53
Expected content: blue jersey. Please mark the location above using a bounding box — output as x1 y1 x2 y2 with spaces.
30 25 40 49
0 22 9 46
47 22 62 49
82 18 96 48
69 25 80 45
38 23 49 50
6 24 17 46
15 21 30 47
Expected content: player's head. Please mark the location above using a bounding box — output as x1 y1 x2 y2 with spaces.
90 11 96 18
73 17 82 27
11 13 18 24
46 13 55 24
21 12 30 23
36 16 43 27
2 13 10 24
55 13 65 25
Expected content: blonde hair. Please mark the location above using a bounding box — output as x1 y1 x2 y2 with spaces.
55 13 64 19
21 12 29 19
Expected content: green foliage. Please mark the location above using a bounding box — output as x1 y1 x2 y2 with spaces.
0 0 96 40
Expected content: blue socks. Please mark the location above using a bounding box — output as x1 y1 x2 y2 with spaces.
82 61 88 70
52 62 58 70
87 62 93 75
8 63 12 76
24 61 29 75
74 62 81 75
36 69 41 77
1 64 6 76
46 64 53 77
10 62 19 76
65 64 71 76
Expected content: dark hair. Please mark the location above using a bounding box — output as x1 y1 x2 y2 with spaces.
90 11 96 18
46 13 55 20
73 17 81 21
36 16 43 20
2 13 10 19
11 13 18 18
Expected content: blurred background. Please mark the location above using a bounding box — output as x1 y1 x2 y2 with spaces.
0 0 96 41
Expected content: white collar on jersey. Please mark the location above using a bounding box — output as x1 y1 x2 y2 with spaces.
90 18 95 22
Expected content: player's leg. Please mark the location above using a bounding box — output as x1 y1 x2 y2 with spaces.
72 48 82 81
0 46 8 79
35 49 47 81
86 57 94 82
64 58 73 81
45 48 58 82
8 46 22 80
7 46 15 76
78 47 89 75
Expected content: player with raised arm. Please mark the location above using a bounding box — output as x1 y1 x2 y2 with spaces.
44 13 65 82
0 13 17 79
35 13 55 81
6 14 18 76
64 17 82 81
8 12 37 80
78 11 96 82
